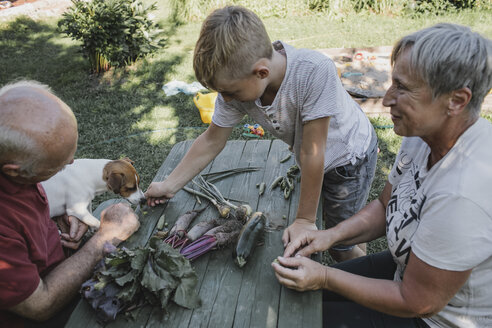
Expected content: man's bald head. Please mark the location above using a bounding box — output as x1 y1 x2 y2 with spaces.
0 81 78 183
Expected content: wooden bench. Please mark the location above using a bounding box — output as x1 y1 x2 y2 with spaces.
66 139 322 328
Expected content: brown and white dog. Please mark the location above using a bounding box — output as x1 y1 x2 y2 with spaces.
41 158 145 228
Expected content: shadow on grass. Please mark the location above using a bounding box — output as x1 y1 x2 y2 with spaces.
1 17 401 254
0 16 209 189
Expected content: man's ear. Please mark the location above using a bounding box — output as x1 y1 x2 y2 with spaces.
1 163 21 177
448 87 472 115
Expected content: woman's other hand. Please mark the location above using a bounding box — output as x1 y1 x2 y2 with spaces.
272 255 327 291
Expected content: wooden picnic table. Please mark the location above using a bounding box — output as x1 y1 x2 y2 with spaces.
66 139 322 328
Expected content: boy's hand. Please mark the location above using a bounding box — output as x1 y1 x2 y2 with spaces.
282 218 317 248
145 181 175 207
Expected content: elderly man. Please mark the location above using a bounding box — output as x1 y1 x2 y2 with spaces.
0 81 140 327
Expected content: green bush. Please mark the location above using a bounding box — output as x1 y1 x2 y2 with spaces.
169 0 490 21
58 0 164 73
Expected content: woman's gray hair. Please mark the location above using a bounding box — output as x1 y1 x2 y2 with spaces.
392 23 492 120
0 80 53 177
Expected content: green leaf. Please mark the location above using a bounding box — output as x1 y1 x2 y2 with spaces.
114 269 139 286
130 248 150 271
172 275 201 309
116 280 140 303
154 243 191 278
141 260 177 293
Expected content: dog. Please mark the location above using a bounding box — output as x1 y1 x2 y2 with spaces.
41 158 145 228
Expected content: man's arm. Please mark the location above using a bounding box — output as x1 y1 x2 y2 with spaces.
8 203 139 321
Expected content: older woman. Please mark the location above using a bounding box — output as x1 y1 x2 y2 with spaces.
272 23 492 328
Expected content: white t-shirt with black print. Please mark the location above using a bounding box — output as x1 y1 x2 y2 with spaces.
387 118 492 328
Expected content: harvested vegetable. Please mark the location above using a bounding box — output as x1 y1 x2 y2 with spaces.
180 218 244 261
165 207 205 247
201 167 260 183
156 214 166 230
185 219 218 243
280 153 292 163
180 231 240 261
81 241 201 323
183 185 232 218
269 164 300 200
235 204 252 222
270 176 284 190
258 182 266 196
184 170 255 219
233 212 266 268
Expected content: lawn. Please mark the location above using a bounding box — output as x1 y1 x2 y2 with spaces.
1 1 491 259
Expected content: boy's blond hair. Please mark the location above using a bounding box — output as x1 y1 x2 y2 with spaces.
193 6 273 90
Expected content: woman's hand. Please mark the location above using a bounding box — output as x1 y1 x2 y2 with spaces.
145 181 175 207
272 255 327 292
281 218 317 248
283 229 335 258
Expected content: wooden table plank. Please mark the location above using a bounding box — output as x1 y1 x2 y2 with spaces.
185 140 249 328
66 139 322 328
232 139 296 328
207 140 270 328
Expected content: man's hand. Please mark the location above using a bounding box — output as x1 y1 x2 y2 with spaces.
96 203 140 246
281 218 317 248
55 214 88 250
272 255 327 292
145 181 175 207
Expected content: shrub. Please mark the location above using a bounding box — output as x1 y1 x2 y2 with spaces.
169 0 490 21
58 0 164 73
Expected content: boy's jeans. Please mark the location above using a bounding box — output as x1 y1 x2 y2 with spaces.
322 127 378 251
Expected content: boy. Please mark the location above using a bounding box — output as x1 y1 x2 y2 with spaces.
145 6 378 262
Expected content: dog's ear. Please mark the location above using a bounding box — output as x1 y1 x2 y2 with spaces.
106 172 125 194
121 157 134 165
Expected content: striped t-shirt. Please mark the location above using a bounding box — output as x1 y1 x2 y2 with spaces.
212 41 372 171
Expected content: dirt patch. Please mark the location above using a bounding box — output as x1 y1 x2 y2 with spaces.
0 0 71 21
319 46 492 116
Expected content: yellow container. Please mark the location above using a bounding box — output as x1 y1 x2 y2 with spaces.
193 92 218 124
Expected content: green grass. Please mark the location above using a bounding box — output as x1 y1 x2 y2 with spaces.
1 3 491 261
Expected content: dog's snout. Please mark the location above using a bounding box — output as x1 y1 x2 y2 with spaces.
126 188 146 205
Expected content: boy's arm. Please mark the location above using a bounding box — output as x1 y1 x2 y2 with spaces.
282 117 329 245
145 123 233 206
